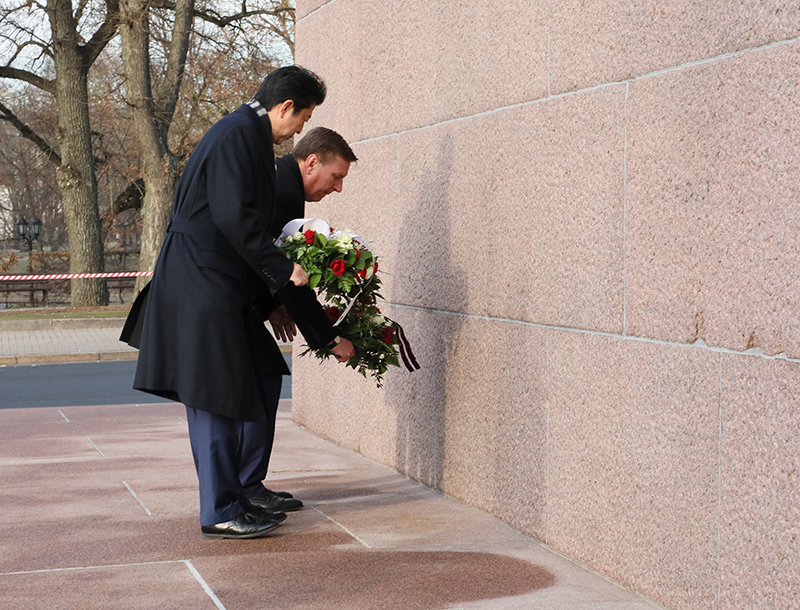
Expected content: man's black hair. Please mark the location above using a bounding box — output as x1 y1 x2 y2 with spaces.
254 65 326 113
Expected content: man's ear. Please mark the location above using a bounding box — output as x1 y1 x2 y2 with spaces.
279 100 295 117
305 153 320 173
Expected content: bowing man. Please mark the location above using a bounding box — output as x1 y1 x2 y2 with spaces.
122 66 354 540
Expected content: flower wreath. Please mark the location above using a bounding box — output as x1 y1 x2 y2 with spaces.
277 219 418 387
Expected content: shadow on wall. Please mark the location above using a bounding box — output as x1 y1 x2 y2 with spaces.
387 132 467 490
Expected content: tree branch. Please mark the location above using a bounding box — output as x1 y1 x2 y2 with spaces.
155 0 195 140
0 66 55 94
150 0 292 28
80 0 121 69
5 39 54 67
112 178 145 214
0 101 61 166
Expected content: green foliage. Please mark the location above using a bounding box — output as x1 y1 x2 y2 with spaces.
279 228 400 387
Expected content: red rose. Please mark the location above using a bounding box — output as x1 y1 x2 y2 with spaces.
325 307 341 322
355 249 361 259
304 229 315 244
381 325 394 344
373 262 379 273
357 268 367 279
330 259 346 276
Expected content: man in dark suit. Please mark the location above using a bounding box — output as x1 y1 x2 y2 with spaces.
242 128 359 518
270 126 358 238
123 66 354 539
236 127 359 515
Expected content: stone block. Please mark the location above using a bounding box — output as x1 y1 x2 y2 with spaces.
390 118 492 315
433 0 548 122
549 0 800 94
296 0 363 143
484 85 626 333
546 330 719 610
719 355 800 610
437 316 549 540
626 42 800 356
359 0 439 138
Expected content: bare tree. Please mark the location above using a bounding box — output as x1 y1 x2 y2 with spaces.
0 0 120 305
1 1 294 299
118 0 192 290
0 88 65 248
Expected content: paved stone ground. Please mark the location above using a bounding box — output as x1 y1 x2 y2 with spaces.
0 319 665 610
0 324 136 364
0 317 289 364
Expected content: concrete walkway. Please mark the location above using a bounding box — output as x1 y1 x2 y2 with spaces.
0 318 136 365
0 318 664 610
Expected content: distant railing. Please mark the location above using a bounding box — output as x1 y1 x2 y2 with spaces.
0 272 152 307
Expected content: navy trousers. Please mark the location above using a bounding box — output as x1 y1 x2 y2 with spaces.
185 376 281 526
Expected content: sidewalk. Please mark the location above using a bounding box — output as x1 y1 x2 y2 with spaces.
0 317 136 365
0 316 290 365
0 321 664 610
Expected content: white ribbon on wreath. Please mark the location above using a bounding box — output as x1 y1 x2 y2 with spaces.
277 218 370 253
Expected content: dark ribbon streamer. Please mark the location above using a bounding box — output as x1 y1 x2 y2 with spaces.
388 318 420 372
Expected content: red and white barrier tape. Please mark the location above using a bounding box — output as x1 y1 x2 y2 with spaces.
0 271 153 281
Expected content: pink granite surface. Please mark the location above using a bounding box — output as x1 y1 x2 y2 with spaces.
193 550 554 610
484 85 626 332
296 0 329 20
299 0 549 140
546 330 720 610
437 317 549 540
291 2 800 607
291 351 368 453
294 308 550 539
431 0 548 121
294 305 452 488
3 563 217 610
549 0 800 94
391 119 491 314
720 355 800 610
626 42 800 356
359 0 439 138
296 0 363 143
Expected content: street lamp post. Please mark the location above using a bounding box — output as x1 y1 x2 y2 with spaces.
16 216 43 304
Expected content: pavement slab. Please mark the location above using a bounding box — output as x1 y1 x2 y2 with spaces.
0 398 663 610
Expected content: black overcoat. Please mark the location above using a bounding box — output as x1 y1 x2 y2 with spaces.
127 105 312 420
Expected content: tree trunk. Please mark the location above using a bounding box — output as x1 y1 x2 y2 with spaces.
49 0 108 306
120 0 193 294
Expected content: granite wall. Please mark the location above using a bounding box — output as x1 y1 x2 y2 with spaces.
291 2 800 608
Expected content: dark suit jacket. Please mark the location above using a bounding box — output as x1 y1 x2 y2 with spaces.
123 105 334 420
270 155 305 237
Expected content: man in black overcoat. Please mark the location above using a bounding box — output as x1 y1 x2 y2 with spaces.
122 66 354 539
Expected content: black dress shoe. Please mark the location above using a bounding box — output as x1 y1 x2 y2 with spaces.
201 511 281 540
265 487 294 499
250 506 288 523
250 489 303 512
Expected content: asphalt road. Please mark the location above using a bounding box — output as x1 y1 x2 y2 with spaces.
0 357 292 409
